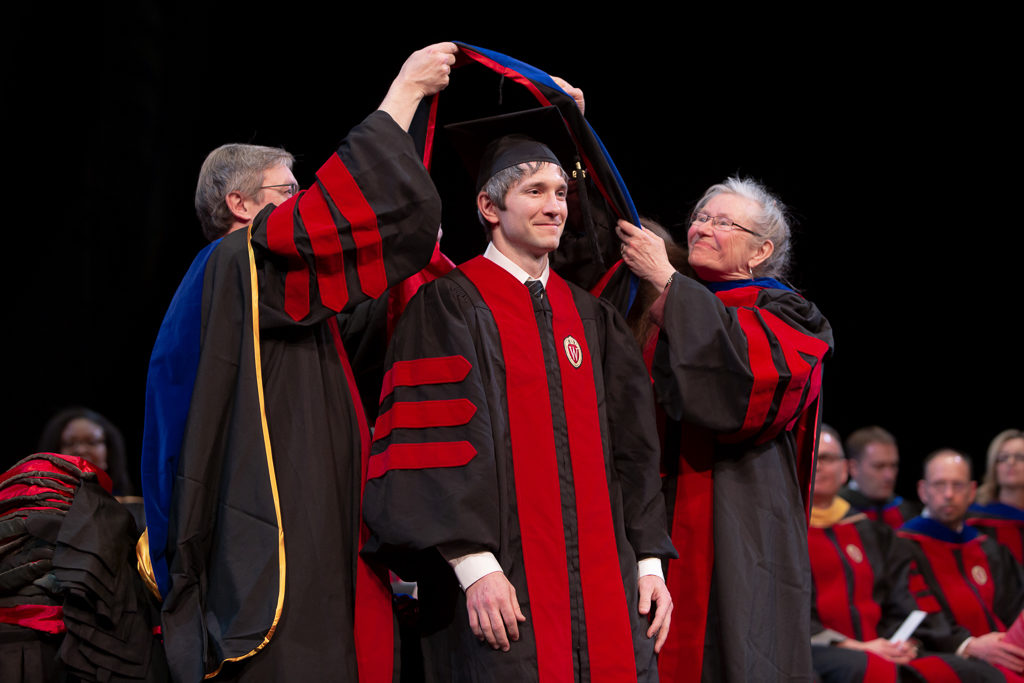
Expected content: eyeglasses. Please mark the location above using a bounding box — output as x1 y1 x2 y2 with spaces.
260 183 299 197
691 212 762 237
924 480 971 494
996 452 1024 465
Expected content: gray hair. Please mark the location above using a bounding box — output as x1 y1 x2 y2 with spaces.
692 176 791 279
195 143 294 241
477 161 569 228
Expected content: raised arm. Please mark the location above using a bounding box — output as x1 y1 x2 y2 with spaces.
378 42 458 131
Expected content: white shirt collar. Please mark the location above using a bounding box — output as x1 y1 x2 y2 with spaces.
483 242 550 287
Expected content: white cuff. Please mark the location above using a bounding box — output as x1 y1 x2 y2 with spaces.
637 557 664 581
448 551 503 591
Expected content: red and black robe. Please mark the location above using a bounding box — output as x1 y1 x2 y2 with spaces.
900 516 1024 682
809 510 1001 682
649 274 832 683
140 111 441 682
362 258 675 683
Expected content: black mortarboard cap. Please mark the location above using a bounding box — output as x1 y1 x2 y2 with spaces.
444 106 579 192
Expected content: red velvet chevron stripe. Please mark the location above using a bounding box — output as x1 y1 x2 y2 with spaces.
0 604 65 634
317 153 387 299
298 172 347 312
379 355 471 403
266 196 309 321
373 399 476 441
367 442 477 480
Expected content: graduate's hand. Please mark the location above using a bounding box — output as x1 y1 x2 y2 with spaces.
965 632 1024 672
379 42 459 131
616 219 676 291
465 571 526 652
638 574 672 653
839 637 916 665
551 76 585 115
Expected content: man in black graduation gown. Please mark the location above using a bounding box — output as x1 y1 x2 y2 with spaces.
362 110 676 682
839 425 921 529
139 43 457 682
899 449 1024 679
809 426 1002 682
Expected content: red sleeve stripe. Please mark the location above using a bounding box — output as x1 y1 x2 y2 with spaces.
735 307 778 436
379 355 472 403
372 399 477 441
366 441 477 480
317 153 387 299
297 179 348 313
760 311 829 437
266 198 311 321
0 604 66 634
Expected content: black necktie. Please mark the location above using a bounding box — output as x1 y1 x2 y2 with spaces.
526 279 551 315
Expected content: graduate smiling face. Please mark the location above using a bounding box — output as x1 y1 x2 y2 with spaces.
478 161 567 275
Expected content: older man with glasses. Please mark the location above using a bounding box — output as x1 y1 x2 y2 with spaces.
899 449 1024 679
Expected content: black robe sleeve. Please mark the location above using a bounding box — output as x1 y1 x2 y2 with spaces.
652 275 832 441
361 277 502 578
251 110 441 329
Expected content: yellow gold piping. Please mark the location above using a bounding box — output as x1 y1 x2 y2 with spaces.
205 225 287 679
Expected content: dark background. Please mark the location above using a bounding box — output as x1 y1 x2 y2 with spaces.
13 11 1020 502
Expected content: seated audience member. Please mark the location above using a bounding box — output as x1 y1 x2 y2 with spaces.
900 449 1024 679
840 426 920 528
969 429 1024 563
37 406 136 498
809 426 1002 682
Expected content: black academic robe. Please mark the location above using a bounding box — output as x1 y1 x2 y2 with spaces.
651 275 833 683
809 514 1001 682
968 502 1024 565
140 111 441 682
899 517 1024 638
839 487 922 530
362 257 675 683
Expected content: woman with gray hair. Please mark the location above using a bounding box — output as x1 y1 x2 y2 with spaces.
615 177 833 682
